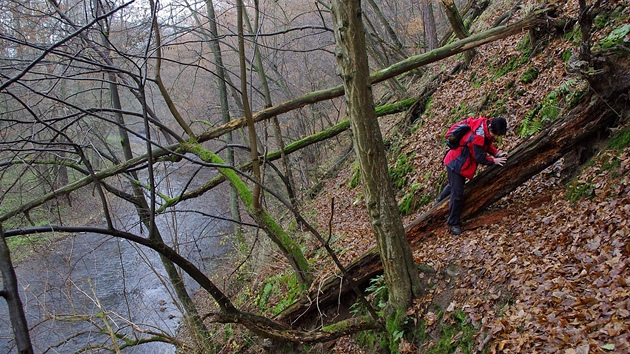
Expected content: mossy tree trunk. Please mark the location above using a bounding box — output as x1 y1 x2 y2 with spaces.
440 0 475 66
180 143 313 288
329 0 422 338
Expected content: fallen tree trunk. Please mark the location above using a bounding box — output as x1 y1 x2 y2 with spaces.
277 57 630 327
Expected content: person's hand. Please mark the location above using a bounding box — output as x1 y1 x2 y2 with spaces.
494 156 507 166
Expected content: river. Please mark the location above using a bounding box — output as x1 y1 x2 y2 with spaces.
0 161 234 353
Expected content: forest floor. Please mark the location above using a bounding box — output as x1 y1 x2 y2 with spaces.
303 143 629 354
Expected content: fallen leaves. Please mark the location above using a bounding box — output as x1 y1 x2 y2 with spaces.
409 147 630 353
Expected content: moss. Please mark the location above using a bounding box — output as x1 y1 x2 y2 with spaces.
490 56 519 79
424 310 478 354
375 97 416 116
449 102 473 123
348 163 361 188
521 67 539 84
181 142 254 207
561 49 573 62
469 71 484 89
566 23 582 45
398 183 431 216
566 179 595 204
607 125 630 150
385 308 407 353
181 142 313 289
517 33 533 57
600 155 621 177
489 34 532 80
322 316 375 333
256 272 301 316
594 12 610 30
597 23 630 50
389 152 414 190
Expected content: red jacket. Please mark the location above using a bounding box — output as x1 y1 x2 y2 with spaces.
443 117 499 179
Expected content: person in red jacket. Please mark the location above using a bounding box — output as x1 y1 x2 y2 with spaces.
437 116 508 235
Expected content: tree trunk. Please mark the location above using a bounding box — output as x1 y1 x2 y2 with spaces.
330 0 422 334
0 225 34 354
440 0 475 66
236 0 262 212
421 0 438 51
243 8 299 212
277 56 630 327
203 0 244 239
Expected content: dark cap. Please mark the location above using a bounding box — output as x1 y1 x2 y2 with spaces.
489 116 507 135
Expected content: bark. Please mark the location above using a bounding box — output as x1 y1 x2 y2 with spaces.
277 57 630 326
330 0 421 324
440 0 475 66
421 0 438 51
203 0 244 236
0 225 34 354
243 8 299 212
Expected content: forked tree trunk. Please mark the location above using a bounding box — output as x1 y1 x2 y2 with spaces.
440 0 475 66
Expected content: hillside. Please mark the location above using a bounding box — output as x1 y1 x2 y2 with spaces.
176 1 630 353
277 1 630 353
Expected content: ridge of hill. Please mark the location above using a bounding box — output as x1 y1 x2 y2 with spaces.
298 1 630 353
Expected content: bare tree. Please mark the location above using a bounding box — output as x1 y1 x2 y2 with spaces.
421 0 439 51
0 226 34 354
440 0 476 66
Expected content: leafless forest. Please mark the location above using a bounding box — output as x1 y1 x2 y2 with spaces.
2 0 627 352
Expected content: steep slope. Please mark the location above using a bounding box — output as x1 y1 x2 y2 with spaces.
197 1 629 352
300 1 630 352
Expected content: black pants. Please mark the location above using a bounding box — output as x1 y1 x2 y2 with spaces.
437 167 465 226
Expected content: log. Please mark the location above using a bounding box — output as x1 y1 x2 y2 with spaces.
277 56 630 327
